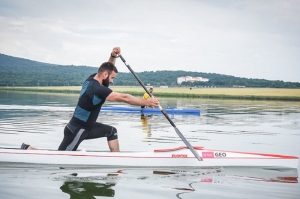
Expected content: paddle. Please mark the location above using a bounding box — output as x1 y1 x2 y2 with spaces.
119 55 202 161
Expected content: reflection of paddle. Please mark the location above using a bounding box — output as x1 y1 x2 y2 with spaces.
119 55 202 161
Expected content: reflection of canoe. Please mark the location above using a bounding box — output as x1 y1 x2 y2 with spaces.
121 167 299 184
101 106 200 115
45 167 297 199
196 168 298 184
49 167 298 194
0 146 298 169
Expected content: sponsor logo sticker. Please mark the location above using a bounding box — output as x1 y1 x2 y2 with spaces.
202 151 214 158
172 154 188 158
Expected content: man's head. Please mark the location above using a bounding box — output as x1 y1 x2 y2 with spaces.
97 62 118 87
149 88 153 93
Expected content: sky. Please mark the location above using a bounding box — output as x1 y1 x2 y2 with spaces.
0 0 299 82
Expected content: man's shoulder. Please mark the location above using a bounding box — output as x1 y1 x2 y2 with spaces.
97 85 112 92
86 73 97 81
92 84 112 98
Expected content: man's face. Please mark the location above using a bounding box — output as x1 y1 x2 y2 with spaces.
149 88 153 93
102 71 117 87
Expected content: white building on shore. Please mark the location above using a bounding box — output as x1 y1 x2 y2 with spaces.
177 76 209 84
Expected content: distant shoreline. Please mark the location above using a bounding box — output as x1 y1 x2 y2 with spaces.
1 86 300 101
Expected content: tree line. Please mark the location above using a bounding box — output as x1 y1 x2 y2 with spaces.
0 53 299 88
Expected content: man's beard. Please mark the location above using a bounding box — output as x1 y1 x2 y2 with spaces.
102 76 110 87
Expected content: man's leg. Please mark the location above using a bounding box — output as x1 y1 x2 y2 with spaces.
108 139 120 152
88 123 119 152
58 123 88 151
21 143 37 150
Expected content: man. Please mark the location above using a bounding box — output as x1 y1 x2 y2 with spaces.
141 87 154 108
22 47 159 152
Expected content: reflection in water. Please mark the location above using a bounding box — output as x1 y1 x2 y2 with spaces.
60 181 115 198
151 167 298 185
53 166 298 199
141 114 153 141
0 162 298 199
55 172 118 198
175 183 195 199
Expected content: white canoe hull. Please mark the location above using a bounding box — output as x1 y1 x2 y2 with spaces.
0 146 298 168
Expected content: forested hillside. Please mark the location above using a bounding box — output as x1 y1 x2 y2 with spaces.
0 53 299 88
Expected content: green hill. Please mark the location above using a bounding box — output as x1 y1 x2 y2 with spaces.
0 53 299 88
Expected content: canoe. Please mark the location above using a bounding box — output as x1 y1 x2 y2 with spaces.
101 106 200 115
0 105 200 115
0 146 298 169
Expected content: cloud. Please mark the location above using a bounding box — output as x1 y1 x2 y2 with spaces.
0 0 299 82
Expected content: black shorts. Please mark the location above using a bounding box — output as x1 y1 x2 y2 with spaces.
58 122 118 151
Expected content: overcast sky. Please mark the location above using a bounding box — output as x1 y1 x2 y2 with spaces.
0 0 299 82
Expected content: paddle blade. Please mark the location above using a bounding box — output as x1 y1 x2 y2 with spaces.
175 127 203 161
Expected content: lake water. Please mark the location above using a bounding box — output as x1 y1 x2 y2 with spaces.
0 91 299 199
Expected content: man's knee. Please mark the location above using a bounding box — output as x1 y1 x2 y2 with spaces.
107 127 118 141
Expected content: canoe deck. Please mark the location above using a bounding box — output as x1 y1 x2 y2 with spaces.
0 146 298 169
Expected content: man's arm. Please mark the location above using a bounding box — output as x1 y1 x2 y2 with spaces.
107 92 159 107
108 47 120 65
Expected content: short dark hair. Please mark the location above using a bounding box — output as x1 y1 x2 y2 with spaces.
98 62 118 75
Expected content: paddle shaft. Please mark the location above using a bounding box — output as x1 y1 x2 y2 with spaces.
119 55 202 161
119 55 152 97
